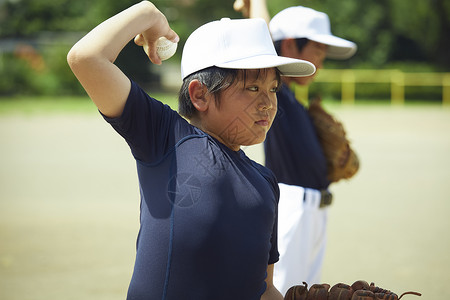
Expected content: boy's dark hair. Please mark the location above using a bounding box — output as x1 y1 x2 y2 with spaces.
274 38 309 56
178 66 281 119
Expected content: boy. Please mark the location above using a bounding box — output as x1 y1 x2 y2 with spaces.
67 1 314 299
234 0 358 294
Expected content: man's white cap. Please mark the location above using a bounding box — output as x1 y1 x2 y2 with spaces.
270 6 357 60
181 18 316 80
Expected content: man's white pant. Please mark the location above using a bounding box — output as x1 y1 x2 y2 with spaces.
273 183 329 296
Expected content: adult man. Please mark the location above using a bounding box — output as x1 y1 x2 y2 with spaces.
235 0 357 295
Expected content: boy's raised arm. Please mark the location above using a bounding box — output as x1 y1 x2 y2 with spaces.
67 1 178 118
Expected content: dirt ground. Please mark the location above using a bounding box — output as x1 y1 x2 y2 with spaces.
1 104 449 299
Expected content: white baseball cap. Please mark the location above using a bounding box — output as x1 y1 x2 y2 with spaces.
181 18 316 80
269 6 357 60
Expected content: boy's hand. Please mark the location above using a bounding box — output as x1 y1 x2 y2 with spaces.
233 0 250 17
134 29 179 65
233 0 270 24
67 1 179 117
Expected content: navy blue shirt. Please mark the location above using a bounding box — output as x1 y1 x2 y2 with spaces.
104 80 279 300
264 85 330 190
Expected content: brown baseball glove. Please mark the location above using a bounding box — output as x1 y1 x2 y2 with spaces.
307 98 360 183
284 280 422 300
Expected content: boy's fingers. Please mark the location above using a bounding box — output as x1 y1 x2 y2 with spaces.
165 29 179 44
134 34 144 46
233 0 245 11
233 0 250 16
135 27 178 65
147 45 162 65
138 43 161 65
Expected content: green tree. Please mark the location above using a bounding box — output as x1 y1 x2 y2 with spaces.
0 0 448 96
266 0 449 70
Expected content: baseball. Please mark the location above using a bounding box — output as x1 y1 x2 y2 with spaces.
156 37 177 61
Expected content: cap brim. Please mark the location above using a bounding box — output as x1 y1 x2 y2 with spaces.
308 34 357 60
216 54 316 77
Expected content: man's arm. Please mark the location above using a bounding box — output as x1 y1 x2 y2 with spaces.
261 264 284 300
67 1 178 118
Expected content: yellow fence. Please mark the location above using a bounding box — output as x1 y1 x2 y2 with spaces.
293 69 450 105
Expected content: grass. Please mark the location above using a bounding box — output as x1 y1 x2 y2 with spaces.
0 93 180 115
0 94 445 116
0 96 96 115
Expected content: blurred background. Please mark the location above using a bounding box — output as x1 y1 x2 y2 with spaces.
0 0 449 98
1 0 450 299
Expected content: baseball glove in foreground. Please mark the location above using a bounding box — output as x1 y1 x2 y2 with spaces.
284 280 421 300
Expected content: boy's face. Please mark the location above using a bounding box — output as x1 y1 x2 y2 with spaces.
203 68 279 151
285 40 327 86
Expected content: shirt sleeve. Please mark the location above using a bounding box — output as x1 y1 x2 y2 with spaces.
102 80 188 163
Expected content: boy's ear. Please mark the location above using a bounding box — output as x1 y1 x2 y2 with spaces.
188 80 209 112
